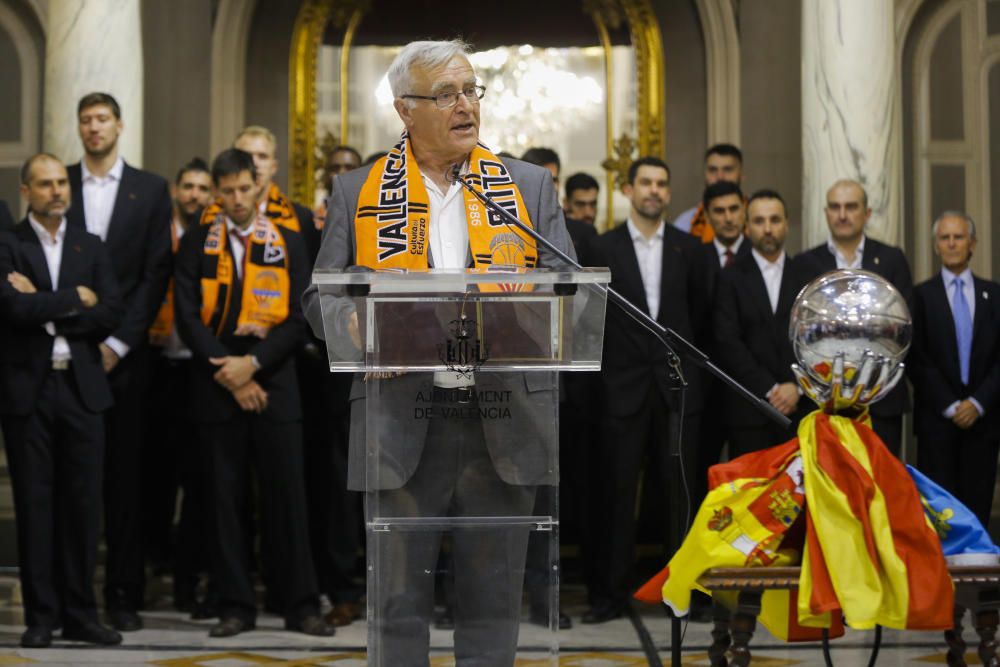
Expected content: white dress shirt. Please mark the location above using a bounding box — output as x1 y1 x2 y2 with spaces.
827 234 865 270
626 218 665 320
27 214 72 362
81 156 125 243
713 235 744 267
751 248 785 314
226 216 255 280
941 265 984 417
423 170 474 388
163 218 192 360
82 156 130 359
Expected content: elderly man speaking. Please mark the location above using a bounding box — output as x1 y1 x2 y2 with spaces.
303 40 576 666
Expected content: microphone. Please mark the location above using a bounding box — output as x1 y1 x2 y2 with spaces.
447 164 463 183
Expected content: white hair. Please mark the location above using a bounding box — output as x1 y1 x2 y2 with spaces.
932 210 977 239
387 39 471 106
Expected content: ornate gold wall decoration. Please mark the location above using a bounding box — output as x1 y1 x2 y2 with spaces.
288 0 665 208
601 133 638 193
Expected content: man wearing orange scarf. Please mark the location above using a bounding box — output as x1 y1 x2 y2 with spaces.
173 149 332 639
674 143 744 243
302 39 576 667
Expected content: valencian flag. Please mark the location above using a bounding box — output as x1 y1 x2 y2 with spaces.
635 411 955 640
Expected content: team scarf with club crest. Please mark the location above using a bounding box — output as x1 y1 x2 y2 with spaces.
354 133 538 276
199 212 290 336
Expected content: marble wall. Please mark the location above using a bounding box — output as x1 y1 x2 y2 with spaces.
801 0 900 249
44 0 144 166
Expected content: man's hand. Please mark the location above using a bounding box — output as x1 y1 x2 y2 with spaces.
348 311 361 350
8 271 36 294
210 355 256 391
232 380 268 413
953 399 981 430
76 286 98 307
233 323 269 339
99 342 120 373
767 382 800 416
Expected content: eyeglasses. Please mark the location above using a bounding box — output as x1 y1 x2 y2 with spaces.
402 85 486 109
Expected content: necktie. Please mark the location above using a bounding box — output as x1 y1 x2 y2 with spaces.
953 277 972 385
724 248 734 267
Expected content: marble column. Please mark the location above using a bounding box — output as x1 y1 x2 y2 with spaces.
801 0 900 248
43 0 144 166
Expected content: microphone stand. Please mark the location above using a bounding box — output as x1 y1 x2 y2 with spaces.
451 166 789 667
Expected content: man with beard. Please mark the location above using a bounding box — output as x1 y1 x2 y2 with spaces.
584 156 708 623
173 148 332 638
713 189 822 456
673 143 744 242
0 154 124 647
143 158 216 615
67 92 172 631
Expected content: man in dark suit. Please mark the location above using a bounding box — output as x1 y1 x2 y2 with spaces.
714 189 822 456
66 92 172 630
0 154 124 647
302 39 576 665
802 179 912 455
173 149 332 638
694 181 751 506
584 156 708 623
0 199 14 231
909 212 1000 527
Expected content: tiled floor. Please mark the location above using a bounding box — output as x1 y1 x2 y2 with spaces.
0 578 975 666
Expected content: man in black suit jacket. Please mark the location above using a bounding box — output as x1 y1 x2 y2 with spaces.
0 154 124 647
714 189 823 456
909 212 1000 526
802 179 913 455
66 92 172 630
695 181 751 504
562 172 600 256
0 199 14 232
584 157 708 623
173 149 331 638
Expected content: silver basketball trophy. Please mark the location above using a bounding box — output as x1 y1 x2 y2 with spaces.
789 269 911 414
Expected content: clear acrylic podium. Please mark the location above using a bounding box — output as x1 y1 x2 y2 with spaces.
313 267 609 666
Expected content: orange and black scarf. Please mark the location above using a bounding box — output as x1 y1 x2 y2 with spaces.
355 132 537 271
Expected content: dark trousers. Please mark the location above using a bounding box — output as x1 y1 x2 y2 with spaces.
370 398 536 667
141 355 208 598
1 370 104 630
917 419 1000 527
595 384 700 605
199 416 319 623
695 379 729 504
299 351 362 604
103 346 149 610
729 422 796 459
870 413 903 458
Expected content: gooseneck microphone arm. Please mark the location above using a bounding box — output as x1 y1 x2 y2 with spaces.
448 164 790 429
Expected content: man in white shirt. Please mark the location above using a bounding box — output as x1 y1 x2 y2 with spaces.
713 189 822 456
0 154 124 647
66 92 173 631
910 212 1000 526
585 156 709 623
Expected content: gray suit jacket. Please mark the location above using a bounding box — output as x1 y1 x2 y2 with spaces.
302 157 576 491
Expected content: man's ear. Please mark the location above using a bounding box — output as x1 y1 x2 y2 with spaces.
394 99 414 129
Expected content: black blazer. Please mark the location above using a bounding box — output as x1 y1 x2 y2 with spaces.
702 236 751 306
0 221 123 415
172 221 310 423
803 237 913 417
67 161 172 351
713 251 823 427
565 216 597 261
909 274 1000 438
587 222 709 416
0 200 13 232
